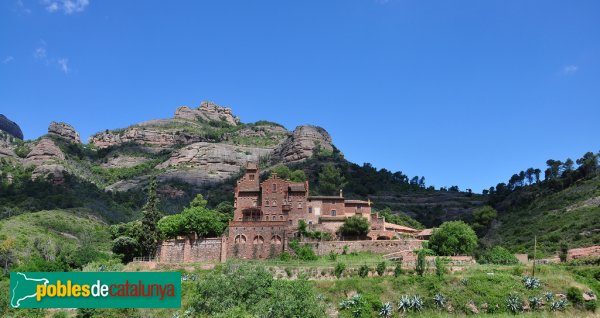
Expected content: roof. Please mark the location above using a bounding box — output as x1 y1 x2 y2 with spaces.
245 162 258 170
417 229 434 236
344 200 369 205
288 183 306 192
383 222 420 233
308 196 344 200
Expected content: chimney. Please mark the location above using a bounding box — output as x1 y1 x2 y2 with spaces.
339 189 343 198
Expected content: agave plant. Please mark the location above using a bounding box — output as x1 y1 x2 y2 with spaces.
506 294 524 313
550 299 568 311
522 276 541 289
528 296 542 311
339 294 364 310
379 302 393 318
544 291 554 302
433 293 446 307
411 295 424 312
397 295 412 312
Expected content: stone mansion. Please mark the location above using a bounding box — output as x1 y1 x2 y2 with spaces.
157 163 431 262
227 163 428 258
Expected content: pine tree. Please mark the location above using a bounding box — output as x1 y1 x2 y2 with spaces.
139 178 162 258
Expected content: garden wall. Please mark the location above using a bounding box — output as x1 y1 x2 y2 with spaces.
157 236 224 263
307 239 424 256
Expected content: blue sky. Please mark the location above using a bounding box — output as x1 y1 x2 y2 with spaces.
1 0 599 192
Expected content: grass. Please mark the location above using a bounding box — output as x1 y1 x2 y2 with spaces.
486 176 600 257
0 209 112 261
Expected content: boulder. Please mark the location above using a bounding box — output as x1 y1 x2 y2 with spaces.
175 101 240 126
32 164 65 184
48 121 81 143
0 114 23 140
273 125 335 163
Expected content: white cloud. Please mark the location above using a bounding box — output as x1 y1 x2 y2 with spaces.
16 0 32 14
57 58 69 74
562 65 578 75
43 0 89 14
2 56 15 64
33 46 47 60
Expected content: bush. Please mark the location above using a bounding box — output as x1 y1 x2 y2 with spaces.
585 300 597 312
435 257 447 277
376 261 386 276
339 216 370 238
289 240 318 261
478 246 519 265
428 221 478 256
567 286 584 305
416 250 427 276
335 262 346 278
394 261 403 277
358 264 370 278
328 251 337 261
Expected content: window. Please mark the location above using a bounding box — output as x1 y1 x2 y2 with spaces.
298 202 302 208
331 209 337 216
272 200 277 206
308 221 313 225
272 184 277 192
249 174 255 181
308 207 313 213
265 200 269 207
272 216 276 220
280 215 283 220
288 220 292 225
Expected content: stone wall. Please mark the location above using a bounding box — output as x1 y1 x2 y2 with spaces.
157 236 224 263
306 239 424 256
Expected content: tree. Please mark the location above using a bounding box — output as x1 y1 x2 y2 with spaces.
139 178 162 257
112 236 140 263
576 152 598 178
559 241 569 262
158 194 230 239
428 221 478 256
338 216 370 239
317 163 347 195
289 170 307 182
416 249 427 276
270 164 291 180
471 206 498 236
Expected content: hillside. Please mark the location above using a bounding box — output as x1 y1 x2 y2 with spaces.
0 209 112 269
0 101 481 226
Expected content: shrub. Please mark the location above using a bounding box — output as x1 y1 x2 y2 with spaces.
289 239 318 261
559 241 569 262
328 251 337 261
335 262 346 278
394 261 403 277
279 251 291 261
416 250 427 276
522 276 541 289
567 286 584 305
550 299 568 311
339 294 369 318
376 261 386 276
506 293 523 313
358 264 370 278
397 295 424 313
428 221 478 256
339 216 370 238
379 302 393 318
435 257 447 277
478 246 519 265
528 296 542 311
585 300 597 312
433 293 446 307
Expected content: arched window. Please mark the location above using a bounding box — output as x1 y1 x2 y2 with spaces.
271 235 282 244
265 200 269 207
253 235 264 244
234 234 247 244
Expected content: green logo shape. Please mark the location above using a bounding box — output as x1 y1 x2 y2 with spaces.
10 272 181 308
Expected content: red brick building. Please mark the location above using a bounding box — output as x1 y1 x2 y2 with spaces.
227 163 421 259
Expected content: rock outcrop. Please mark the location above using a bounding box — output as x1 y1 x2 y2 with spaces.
24 138 66 184
273 125 334 163
0 114 23 140
24 138 65 166
89 127 207 148
157 142 271 176
48 122 81 143
175 101 240 126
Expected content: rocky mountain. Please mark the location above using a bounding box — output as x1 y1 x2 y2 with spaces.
0 114 23 140
0 101 482 224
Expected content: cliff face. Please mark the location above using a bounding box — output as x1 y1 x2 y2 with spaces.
0 114 24 140
11 101 335 193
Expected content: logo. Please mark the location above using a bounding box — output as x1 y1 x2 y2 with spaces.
10 272 181 308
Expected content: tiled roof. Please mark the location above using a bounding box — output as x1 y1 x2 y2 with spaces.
383 222 420 232
344 200 369 204
308 196 344 200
